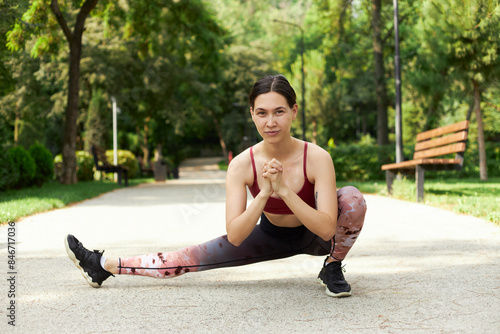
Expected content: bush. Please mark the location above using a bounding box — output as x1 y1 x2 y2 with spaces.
54 151 94 182
29 143 54 186
77 151 95 181
8 146 36 189
328 143 408 181
0 147 18 190
105 150 139 178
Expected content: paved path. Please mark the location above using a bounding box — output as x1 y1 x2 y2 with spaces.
1 158 499 333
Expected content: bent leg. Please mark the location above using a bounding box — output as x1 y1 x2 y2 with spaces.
330 186 366 261
118 222 300 279
298 186 367 259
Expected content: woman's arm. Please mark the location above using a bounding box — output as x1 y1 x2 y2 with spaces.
265 145 338 241
225 153 272 246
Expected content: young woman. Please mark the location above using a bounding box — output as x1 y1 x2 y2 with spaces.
65 75 367 297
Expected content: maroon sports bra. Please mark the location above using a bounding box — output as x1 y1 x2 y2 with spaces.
248 142 316 215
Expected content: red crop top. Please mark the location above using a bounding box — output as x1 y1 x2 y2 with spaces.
248 142 316 215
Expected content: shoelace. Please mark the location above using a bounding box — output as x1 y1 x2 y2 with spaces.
326 262 347 282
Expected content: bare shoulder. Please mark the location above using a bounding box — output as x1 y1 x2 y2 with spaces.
226 147 254 186
305 142 335 181
307 142 333 164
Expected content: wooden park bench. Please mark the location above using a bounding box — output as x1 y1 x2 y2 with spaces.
91 145 129 186
381 120 469 202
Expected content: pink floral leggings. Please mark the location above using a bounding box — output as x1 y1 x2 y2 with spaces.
118 186 367 278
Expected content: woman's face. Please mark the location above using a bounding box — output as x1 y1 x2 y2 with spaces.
250 92 297 142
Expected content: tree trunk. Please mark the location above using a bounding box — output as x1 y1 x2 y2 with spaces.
61 42 81 184
50 0 98 184
210 110 228 163
473 80 487 181
465 98 474 122
423 92 442 131
372 0 389 145
312 119 317 145
14 110 19 144
140 118 150 167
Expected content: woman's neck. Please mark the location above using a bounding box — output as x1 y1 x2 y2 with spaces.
261 136 299 160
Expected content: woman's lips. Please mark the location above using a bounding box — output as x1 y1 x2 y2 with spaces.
265 130 280 136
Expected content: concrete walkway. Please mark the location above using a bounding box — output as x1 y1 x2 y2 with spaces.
1 158 499 333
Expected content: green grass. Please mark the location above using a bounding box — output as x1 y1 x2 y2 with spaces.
0 178 154 224
338 177 500 225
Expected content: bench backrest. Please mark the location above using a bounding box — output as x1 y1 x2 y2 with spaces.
91 145 111 167
413 120 469 164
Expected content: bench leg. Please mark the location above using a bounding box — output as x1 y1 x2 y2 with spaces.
117 170 122 185
386 170 395 195
416 165 425 202
124 169 128 186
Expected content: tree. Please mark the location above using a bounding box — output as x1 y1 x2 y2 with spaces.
7 0 227 180
421 0 500 180
8 0 99 184
371 0 389 145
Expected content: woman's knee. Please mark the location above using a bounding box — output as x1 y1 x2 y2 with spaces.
338 186 365 203
337 186 367 216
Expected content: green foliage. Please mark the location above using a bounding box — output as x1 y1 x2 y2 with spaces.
76 151 95 181
105 150 139 178
54 151 94 182
84 88 108 152
8 146 36 189
329 142 400 181
28 142 54 186
0 145 17 191
2 0 499 177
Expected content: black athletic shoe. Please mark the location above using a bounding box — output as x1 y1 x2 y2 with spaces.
317 257 352 297
65 234 113 288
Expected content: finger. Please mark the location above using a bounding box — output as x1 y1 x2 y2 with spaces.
270 158 283 166
267 164 283 172
269 159 283 171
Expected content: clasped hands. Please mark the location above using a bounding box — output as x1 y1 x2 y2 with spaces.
261 158 287 198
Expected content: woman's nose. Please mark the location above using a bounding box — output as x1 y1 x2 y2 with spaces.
266 115 277 127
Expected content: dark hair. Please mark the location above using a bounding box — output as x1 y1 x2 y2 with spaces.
248 75 297 109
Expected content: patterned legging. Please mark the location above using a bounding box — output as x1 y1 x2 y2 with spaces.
118 186 367 278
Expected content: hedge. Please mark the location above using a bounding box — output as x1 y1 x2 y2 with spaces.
54 151 94 182
104 150 139 179
55 149 138 182
8 146 36 189
29 143 54 186
0 148 17 190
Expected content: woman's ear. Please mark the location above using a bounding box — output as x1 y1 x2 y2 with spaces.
291 104 298 120
250 107 254 117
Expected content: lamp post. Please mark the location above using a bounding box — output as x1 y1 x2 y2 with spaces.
393 0 404 163
111 96 118 181
273 19 306 141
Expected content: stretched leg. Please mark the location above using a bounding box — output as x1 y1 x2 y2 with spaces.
114 218 302 279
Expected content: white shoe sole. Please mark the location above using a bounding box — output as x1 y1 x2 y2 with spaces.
317 277 351 297
64 236 100 288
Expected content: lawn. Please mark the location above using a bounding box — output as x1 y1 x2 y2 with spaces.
0 178 153 224
338 177 500 225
